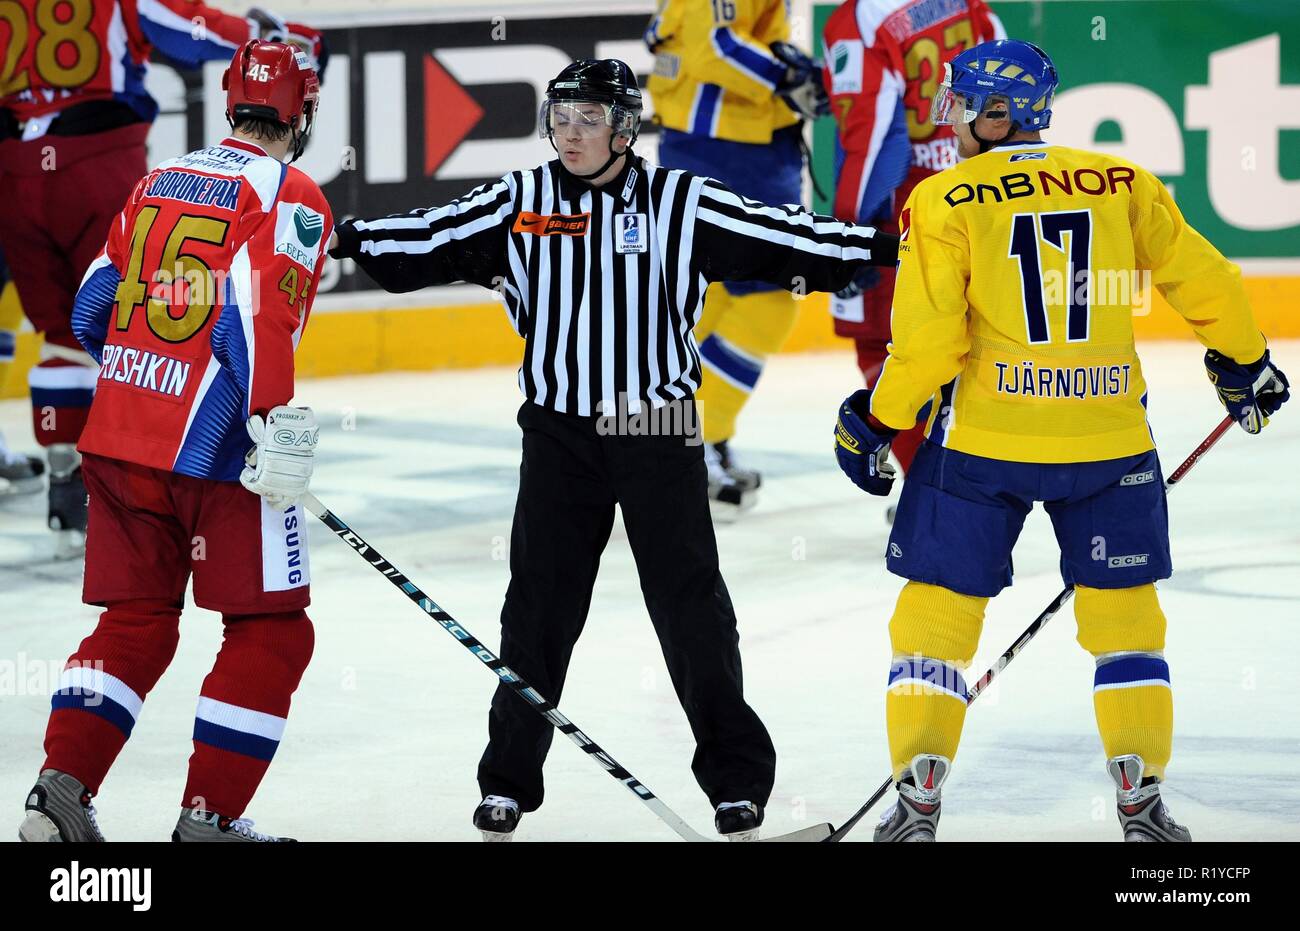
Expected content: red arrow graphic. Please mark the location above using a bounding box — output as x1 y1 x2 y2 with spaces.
424 53 485 177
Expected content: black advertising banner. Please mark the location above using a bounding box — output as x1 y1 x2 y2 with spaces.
158 10 657 296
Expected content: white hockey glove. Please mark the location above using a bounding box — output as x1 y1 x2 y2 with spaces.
240 405 318 510
247 7 327 76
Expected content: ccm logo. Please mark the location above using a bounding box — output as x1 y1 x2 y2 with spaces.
1120 470 1155 486
272 428 318 447
1108 554 1149 568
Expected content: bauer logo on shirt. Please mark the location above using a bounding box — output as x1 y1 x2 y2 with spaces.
616 213 647 254
512 212 590 236
274 203 325 269
829 40 862 95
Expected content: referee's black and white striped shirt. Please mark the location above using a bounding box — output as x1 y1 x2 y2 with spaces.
330 152 897 417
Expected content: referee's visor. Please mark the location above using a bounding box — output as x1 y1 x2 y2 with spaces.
538 99 637 140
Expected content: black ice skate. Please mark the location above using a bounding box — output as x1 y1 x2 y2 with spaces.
19 769 105 842
0 448 43 496
714 800 763 841
712 440 761 491
705 443 756 520
874 754 948 842
172 807 296 842
473 795 520 842
47 444 86 559
1108 755 1191 843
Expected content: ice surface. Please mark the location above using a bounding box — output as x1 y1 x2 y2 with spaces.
2 340 1297 841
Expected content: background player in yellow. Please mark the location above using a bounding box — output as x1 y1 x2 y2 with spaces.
0 251 44 496
646 0 828 513
832 39 1290 841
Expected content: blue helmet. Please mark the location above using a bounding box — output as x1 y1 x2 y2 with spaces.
932 39 1058 131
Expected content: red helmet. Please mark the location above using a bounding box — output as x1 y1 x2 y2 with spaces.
222 39 319 160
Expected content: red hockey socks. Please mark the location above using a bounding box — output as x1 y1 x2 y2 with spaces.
182 610 314 818
43 599 182 793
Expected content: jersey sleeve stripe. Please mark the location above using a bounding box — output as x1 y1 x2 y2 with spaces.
710 27 786 89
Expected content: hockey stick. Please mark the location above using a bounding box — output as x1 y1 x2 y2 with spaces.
825 415 1236 842
302 492 831 843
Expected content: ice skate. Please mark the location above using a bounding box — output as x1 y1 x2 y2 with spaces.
1108 755 1191 842
0 442 44 497
172 807 296 842
473 795 520 842
19 769 105 842
46 444 86 559
874 754 948 842
705 443 756 521
711 440 761 491
714 800 763 841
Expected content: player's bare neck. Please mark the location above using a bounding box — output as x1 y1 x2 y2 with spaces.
230 129 293 163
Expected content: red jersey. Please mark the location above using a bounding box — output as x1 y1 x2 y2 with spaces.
823 0 1003 225
71 137 332 482
0 0 256 124
822 0 1002 337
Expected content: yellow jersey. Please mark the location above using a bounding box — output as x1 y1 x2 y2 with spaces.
871 141 1266 463
646 0 799 144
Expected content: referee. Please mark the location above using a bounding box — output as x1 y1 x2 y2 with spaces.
328 59 897 840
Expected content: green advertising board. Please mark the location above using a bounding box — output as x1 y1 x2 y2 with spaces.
811 0 1299 261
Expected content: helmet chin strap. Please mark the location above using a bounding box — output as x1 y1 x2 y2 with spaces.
968 117 1019 154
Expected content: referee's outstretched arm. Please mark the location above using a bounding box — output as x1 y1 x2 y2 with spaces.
330 177 514 293
691 178 898 291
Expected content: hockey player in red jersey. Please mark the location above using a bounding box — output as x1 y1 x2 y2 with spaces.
18 40 331 843
822 0 1002 506
0 0 325 557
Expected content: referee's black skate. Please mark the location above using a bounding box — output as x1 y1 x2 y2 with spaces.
1108 755 1191 842
874 754 948 842
714 801 763 841
473 795 520 842
19 769 105 842
172 807 296 842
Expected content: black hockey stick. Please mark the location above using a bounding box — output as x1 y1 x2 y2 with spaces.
825 415 1236 842
303 493 831 843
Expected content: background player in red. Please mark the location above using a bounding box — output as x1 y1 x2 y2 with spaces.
822 0 1002 516
0 1 325 556
18 39 331 843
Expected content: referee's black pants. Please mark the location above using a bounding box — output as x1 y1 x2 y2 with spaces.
477 400 777 812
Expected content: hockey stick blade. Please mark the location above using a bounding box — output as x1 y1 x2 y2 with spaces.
765 822 834 842
824 416 1235 842
304 492 798 843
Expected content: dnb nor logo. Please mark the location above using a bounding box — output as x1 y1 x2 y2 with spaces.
616 213 647 254
274 202 325 269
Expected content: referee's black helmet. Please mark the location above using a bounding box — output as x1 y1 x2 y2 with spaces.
539 58 643 147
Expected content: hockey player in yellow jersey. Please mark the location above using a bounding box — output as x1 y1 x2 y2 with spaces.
0 252 44 496
646 0 828 513
833 39 1290 842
